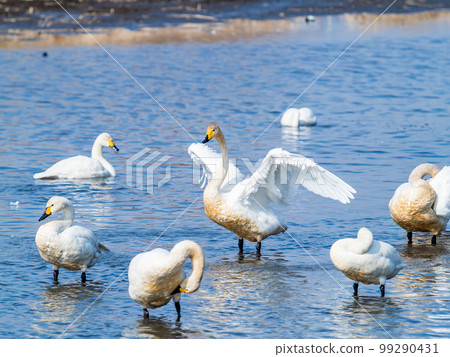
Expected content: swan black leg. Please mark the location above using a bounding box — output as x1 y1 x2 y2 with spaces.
174 301 181 321
380 285 385 297
431 235 436 245
81 271 86 283
238 237 244 253
407 232 412 245
143 308 149 319
53 269 59 283
353 282 358 296
256 242 261 256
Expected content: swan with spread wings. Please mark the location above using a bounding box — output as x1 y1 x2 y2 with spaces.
188 124 356 255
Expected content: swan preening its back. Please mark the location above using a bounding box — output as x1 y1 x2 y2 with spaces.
189 124 356 255
33 133 119 179
128 240 205 320
389 163 450 245
330 227 406 296
35 196 109 283
280 107 317 127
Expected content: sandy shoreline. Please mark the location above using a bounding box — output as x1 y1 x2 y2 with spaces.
1 1 449 48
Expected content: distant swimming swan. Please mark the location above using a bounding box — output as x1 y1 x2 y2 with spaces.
330 227 406 296
389 163 450 245
33 132 119 179
128 240 205 321
35 196 109 283
188 124 355 255
280 107 317 127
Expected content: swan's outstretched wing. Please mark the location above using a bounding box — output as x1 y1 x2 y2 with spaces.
188 143 244 192
430 166 450 219
230 148 356 207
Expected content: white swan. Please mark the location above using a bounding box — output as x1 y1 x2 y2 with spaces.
36 196 109 283
128 240 204 321
330 227 406 296
188 124 356 255
280 107 317 127
389 163 450 245
33 133 119 179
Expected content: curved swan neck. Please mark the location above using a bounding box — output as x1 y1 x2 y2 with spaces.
409 163 441 183
61 204 75 224
171 241 205 293
91 135 105 160
91 136 115 176
211 131 229 189
353 227 373 254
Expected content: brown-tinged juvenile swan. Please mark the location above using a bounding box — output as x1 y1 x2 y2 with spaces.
389 163 450 245
188 124 356 255
128 240 205 321
33 133 119 179
330 227 406 296
36 196 109 283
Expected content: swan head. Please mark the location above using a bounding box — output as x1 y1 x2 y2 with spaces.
38 196 73 221
97 133 119 152
202 124 221 144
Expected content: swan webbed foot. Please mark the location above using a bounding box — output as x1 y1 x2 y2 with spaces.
431 235 436 245
380 285 385 297
353 282 358 296
407 232 412 245
143 308 149 319
81 271 86 283
238 237 244 253
174 301 181 321
256 242 261 256
53 270 59 284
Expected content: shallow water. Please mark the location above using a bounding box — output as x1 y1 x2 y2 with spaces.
0 14 449 339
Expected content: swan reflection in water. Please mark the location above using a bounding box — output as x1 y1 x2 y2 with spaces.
31 282 106 336
122 315 200 339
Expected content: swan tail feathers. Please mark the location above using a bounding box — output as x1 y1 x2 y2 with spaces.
99 242 110 253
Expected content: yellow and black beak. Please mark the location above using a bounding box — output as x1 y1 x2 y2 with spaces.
108 140 119 152
39 206 52 222
171 285 188 295
202 129 213 144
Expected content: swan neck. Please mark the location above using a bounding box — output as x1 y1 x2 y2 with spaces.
173 241 205 293
91 136 104 160
212 132 229 188
409 163 441 183
61 205 75 224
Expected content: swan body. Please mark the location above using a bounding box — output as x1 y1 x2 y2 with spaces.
128 240 204 320
330 227 406 296
280 107 317 127
188 124 356 254
33 133 119 179
35 196 109 283
389 163 450 244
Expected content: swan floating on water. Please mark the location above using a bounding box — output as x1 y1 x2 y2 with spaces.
330 227 406 297
280 107 317 127
33 133 119 179
188 124 355 255
128 240 205 321
389 163 450 245
35 196 109 283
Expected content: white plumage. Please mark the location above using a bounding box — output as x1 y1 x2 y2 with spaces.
280 107 317 127
35 196 109 283
330 227 406 296
33 132 119 179
128 240 205 320
188 124 356 254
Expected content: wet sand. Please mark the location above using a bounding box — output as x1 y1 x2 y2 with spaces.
1 2 449 49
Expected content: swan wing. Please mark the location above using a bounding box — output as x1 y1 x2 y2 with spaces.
188 143 244 192
230 148 356 207
430 166 450 219
33 155 108 179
